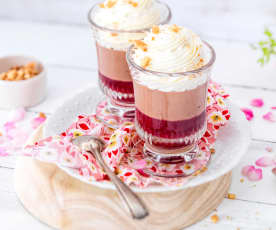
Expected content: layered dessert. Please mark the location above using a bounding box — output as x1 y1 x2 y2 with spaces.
127 25 215 153
89 0 171 105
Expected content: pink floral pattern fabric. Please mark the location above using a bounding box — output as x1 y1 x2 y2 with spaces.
22 81 231 188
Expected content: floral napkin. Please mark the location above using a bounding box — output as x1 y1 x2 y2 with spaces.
21 81 230 188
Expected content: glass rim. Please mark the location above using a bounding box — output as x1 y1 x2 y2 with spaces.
126 41 216 76
87 0 172 33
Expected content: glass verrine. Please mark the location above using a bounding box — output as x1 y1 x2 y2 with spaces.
88 1 171 128
127 41 216 166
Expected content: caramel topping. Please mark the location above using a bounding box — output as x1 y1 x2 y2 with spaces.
170 24 180 33
152 25 160 34
107 0 116 8
99 3 105 8
111 33 118 37
134 40 148 52
128 0 138 7
141 57 151 68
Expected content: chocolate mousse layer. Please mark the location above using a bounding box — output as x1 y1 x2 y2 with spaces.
134 81 208 121
96 43 134 104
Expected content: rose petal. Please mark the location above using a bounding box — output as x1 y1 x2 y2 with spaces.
271 107 276 110
250 98 264 108
262 112 276 122
265 146 273 152
241 108 254 121
247 167 263 181
11 107 26 123
255 156 276 167
0 147 9 157
272 167 276 175
242 165 254 177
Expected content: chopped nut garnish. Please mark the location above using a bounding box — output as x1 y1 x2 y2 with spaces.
134 40 148 52
152 25 160 34
184 164 191 170
111 33 118 37
171 24 180 33
211 214 219 223
0 62 39 81
132 2 138 7
151 36 155 41
99 3 105 8
107 0 116 8
210 148 215 154
39 112 46 118
141 57 151 68
240 178 244 183
227 193 236 200
200 166 207 173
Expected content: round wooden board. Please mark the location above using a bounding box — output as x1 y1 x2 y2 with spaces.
14 126 231 230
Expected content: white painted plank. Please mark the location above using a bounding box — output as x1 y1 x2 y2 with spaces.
225 86 276 142
230 141 276 206
0 182 275 230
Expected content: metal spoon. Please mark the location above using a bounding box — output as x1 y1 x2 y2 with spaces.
72 135 149 220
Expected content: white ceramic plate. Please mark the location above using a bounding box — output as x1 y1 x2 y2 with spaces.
45 85 251 193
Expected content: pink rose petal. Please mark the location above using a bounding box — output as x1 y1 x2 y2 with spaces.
262 112 276 122
11 107 26 123
250 98 264 108
241 108 254 121
242 165 263 181
272 167 276 175
242 165 254 177
271 107 276 110
31 117 46 129
265 146 273 152
0 147 9 157
255 156 276 167
247 167 263 181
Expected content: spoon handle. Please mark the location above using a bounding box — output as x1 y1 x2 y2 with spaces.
88 144 149 220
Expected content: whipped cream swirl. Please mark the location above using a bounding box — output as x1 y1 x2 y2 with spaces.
133 25 205 72
130 25 211 92
93 0 162 31
91 0 165 50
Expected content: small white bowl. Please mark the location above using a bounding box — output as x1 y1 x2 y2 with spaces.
0 56 47 109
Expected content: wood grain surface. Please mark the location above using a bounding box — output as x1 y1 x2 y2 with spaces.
14 126 231 230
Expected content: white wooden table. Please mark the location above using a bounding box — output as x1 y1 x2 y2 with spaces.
1 8 276 229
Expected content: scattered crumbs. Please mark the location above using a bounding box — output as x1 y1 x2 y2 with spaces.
170 24 180 33
227 193 236 200
211 214 219 223
210 148 215 154
99 3 105 8
39 112 46 118
141 57 151 68
240 178 244 183
107 0 116 8
152 25 160 34
226 216 232 220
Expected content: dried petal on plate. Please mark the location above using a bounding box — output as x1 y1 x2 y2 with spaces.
250 98 264 108
241 108 254 121
247 166 263 181
262 111 276 122
255 156 276 167
271 106 276 110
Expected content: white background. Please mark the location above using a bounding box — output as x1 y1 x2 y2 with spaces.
1 0 276 229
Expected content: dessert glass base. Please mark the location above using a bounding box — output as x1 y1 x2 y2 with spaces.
96 98 135 129
143 143 210 178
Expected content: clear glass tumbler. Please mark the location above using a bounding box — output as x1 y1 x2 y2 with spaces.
88 1 171 128
127 41 216 167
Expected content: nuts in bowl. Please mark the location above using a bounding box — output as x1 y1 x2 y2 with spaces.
0 62 39 81
0 56 47 109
